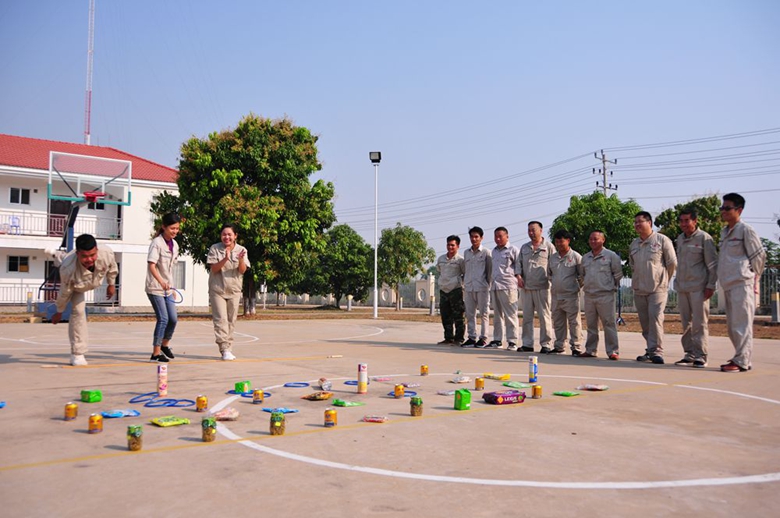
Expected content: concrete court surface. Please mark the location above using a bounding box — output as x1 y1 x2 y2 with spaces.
0 318 778 518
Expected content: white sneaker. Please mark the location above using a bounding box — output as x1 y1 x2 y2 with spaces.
221 351 236 361
70 354 88 366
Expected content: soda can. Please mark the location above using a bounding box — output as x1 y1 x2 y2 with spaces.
357 363 368 394
196 395 208 412
64 402 78 421
529 356 538 383
127 425 143 451
475 377 485 391
532 384 542 399
324 408 337 427
88 413 103 434
252 389 264 404
394 384 405 399
420 364 429 376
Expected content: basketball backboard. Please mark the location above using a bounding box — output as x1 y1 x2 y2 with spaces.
48 151 132 206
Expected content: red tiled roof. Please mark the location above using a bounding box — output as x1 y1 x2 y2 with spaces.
0 134 178 184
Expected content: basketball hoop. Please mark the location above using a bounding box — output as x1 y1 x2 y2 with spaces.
83 191 106 203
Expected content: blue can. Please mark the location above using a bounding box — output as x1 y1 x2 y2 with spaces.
529 356 538 383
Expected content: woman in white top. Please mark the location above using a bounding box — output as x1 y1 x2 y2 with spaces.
207 224 250 360
145 213 181 363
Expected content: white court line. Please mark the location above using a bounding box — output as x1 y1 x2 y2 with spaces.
217 374 780 490
674 384 780 405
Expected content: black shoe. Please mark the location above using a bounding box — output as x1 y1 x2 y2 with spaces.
572 350 583 357
539 347 553 354
483 340 501 349
674 358 694 366
549 349 565 354
474 338 487 348
692 359 707 368
651 355 665 365
160 346 175 359
452 339 464 346
150 354 169 363
437 339 454 345
520 346 534 352
636 354 652 362
462 338 477 346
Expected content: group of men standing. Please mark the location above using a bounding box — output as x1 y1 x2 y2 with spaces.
435 192 766 373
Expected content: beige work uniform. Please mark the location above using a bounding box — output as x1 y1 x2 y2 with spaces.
55 247 118 355
579 247 623 356
491 243 521 343
548 249 583 353
463 245 492 341
145 234 179 296
717 222 766 369
629 232 677 357
519 239 554 349
674 229 717 362
207 243 250 353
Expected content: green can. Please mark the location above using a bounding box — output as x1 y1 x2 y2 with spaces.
127 425 143 451
202 417 217 442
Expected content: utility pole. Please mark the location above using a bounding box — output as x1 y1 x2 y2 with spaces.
593 149 617 196
84 0 95 145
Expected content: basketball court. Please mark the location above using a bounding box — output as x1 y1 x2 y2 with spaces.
0 318 778 517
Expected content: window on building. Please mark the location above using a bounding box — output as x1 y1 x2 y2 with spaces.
87 201 105 210
10 188 31 205
8 256 29 273
174 261 186 290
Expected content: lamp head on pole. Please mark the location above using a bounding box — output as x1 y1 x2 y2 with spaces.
369 151 382 164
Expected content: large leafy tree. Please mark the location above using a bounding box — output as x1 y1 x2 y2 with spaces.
654 195 722 246
151 114 336 301
378 223 436 310
550 192 642 274
293 224 373 308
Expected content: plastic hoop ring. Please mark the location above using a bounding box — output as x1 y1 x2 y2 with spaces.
166 288 184 304
284 382 310 388
239 391 272 398
386 391 417 397
168 399 195 408
144 398 179 408
227 390 253 396
129 392 159 404
344 380 369 386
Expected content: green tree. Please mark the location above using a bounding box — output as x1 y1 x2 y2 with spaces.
294 224 373 308
378 223 436 310
151 114 336 304
762 238 780 266
654 195 723 246
550 192 642 274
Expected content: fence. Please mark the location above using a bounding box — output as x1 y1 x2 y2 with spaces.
0 209 121 240
0 282 119 306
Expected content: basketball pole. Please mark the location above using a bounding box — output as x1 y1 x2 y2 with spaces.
84 0 95 145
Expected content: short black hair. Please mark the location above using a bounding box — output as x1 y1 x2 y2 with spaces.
528 221 543 229
635 211 653 225
679 207 698 220
75 234 97 252
723 192 745 209
553 229 573 241
590 230 606 240
468 226 484 238
446 235 461 245
495 226 508 235
219 223 239 235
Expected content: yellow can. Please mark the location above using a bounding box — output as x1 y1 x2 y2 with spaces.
88 413 103 434
475 377 485 391
252 389 264 404
420 364 429 376
394 384 405 399
324 408 337 427
532 384 542 399
64 402 78 421
196 395 208 412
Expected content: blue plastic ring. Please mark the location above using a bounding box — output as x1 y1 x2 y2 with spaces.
129 392 159 404
240 391 271 398
227 390 253 396
284 382 309 388
168 399 195 408
344 380 369 386
144 398 179 408
386 391 417 398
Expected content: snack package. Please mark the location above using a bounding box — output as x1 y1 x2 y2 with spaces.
576 384 609 391
81 390 102 403
503 381 530 389
362 415 388 423
482 373 511 381
332 399 366 407
211 407 240 421
300 391 334 401
101 409 141 418
482 390 526 405
149 415 191 427
449 375 471 384
261 407 299 414
371 376 392 382
553 391 580 397
437 390 456 396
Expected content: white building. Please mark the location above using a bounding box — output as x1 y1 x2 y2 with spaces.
0 134 210 311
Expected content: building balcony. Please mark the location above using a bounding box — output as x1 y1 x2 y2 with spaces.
0 208 121 240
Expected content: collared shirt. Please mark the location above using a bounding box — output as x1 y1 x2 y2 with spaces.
519 238 555 290
548 249 582 299
674 228 718 293
207 243 251 297
436 252 465 293
146 234 180 296
717 221 766 290
629 231 677 295
56 246 119 312
463 245 492 292
491 242 521 291
579 247 623 295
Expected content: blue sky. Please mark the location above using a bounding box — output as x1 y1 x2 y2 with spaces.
1 1 778 256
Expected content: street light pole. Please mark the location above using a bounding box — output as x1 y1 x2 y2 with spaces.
369 152 382 319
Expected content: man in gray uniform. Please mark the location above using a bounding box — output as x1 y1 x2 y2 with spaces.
630 211 677 364
51 234 118 366
518 221 555 353
547 229 583 355
462 227 492 347
717 193 766 373
436 235 466 345
674 208 718 368
579 230 623 359
482 227 521 349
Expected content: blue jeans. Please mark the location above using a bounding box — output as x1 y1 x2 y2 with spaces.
148 293 177 347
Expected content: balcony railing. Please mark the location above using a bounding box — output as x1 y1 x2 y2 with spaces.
0 282 120 306
0 209 121 240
